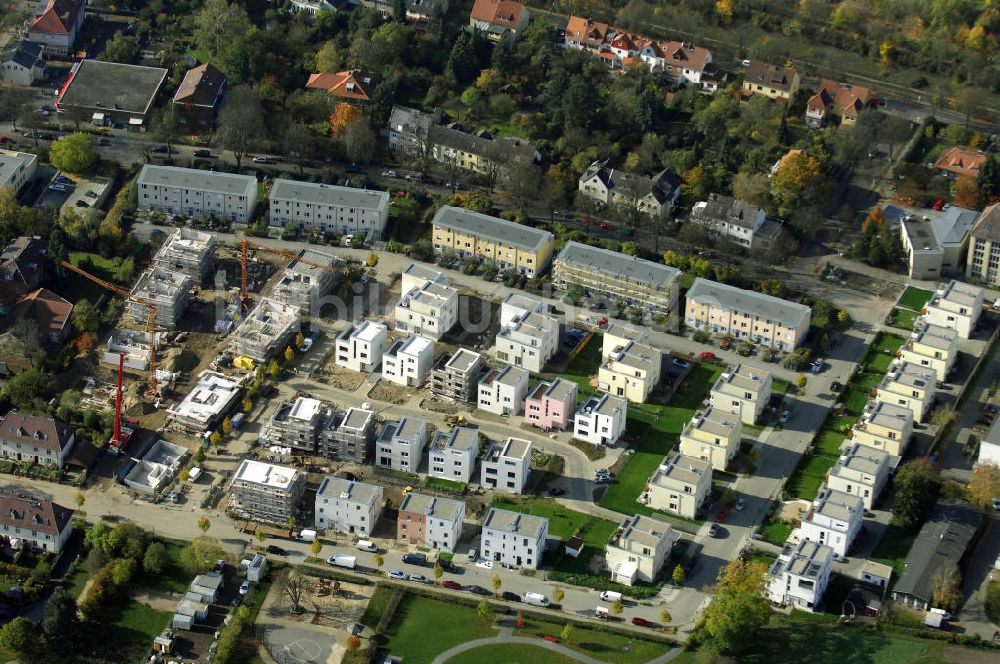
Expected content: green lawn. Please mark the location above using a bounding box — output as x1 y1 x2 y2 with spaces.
63 251 118 303
759 520 793 546
105 602 173 651
897 287 933 312
887 308 919 331
513 616 672 664
137 540 190 594
556 333 604 398
599 364 723 520
492 496 617 545
425 477 467 493
448 644 578 664
383 595 497 664
65 565 90 599
360 584 396 628
871 519 918 576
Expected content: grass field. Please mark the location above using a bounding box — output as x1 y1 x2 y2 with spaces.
897 287 934 312
513 616 672 664
871 519 918 576
360 584 395 628
491 496 616 544
64 251 117 303
759 519 793 546
447 644 578 663
556 334 603 399
887 308 919 331
138 540 190 594
383 595 497 664
105 602 173 652
425 477 467 493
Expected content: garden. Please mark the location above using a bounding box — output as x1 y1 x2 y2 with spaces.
887 287 933 331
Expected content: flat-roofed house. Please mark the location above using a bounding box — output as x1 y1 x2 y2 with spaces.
766 539 833 612
381 334 434 387
851 401 913 457
597 337 661 403
375 417 427 473
923 279 984 338
394 280 459 340
428 427 479 484
319 407 376 463
480 437 531 494
685 278 811 350
876 361 936 423
478 365 529 416
430 349 485 402
899 322 958 381
826 443 891 510
335 320 388 373
799 484 864 556
710 364 772 424
605 513 677 586
524 378 577 431
492 310 558 373
573 394 627 447
230 460 305 523
397 492 465 552
481 507 547 569
679 406 742 470
314 476 383 536
642 453 711 519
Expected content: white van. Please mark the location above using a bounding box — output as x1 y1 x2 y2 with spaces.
599 590 623 603
296 529 317 543
187 467 203 483
595 606 610 619
523 592 550 607
356 540 378 552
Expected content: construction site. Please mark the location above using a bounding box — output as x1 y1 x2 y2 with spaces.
151 227 217 281
270 248 341 316
230 297 301 362
129 267 194 329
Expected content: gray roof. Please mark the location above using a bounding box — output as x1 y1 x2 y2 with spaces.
483 507 547 538
399 491 464 521
971 202 1000 243
580 159 681 203
894 501 982 603
692 193 763 230
429 125 539 164
773 539 832 579
431 426 479 453
286 248 339 280
1 40 43 69
138 165 255 197
446 348 483 374
341 407 374 431
432 206 554 253
903 207 977 252
58 59 168 116
395 416 427 442
316 476 381 506
557 241 680 290
686 278 811 329
270 179 389 211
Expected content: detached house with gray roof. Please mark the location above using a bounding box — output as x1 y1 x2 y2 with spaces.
1 41 44 86
690 193 766 248
577 159 681 218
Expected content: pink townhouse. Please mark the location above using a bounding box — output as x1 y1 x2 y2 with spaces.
524 377 578 431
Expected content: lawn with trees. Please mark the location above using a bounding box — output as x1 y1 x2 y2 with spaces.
381 594 498 664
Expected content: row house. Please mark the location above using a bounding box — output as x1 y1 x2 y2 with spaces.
137 165 256 223
876 361 936 423
923 279 984 339
851 400 913 457
799 484 864 557
826 443 891 511
397 492 465 552
766 539 833 612
269 179 390 239
432 206 554 277
685 277 811 350
605 513 677 586
899 321 957 381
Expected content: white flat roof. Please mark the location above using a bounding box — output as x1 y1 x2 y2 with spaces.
235 459 300 489
289 397 322 422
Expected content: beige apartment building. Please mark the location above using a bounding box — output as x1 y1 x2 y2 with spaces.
605 514 678 586
685 278 810 350
597 337 662 403
899 321 957 381
851 400 914 457
641 453 712 519
709 364 772 424
679 406 742 470
431 206 554 277
875 361 937 423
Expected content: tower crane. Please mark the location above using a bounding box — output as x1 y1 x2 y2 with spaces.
238 236 339 310
61 260 160 395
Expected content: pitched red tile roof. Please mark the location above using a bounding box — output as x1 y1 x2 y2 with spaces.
661 41 711 73
607 32 635 53
0 492 73 536
565 15 608 47
809 79 869 120
0 410 75 454
30 0 83 35
470 0 525 28
306 70 373 102
934 147 988 178
10 288 72 338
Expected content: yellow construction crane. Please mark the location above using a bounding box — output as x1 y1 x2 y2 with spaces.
61 260 160 395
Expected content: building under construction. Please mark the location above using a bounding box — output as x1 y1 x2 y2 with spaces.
129 267 193 330
230 298 300 362
271 248 340 316
102 329 159 371
152 228 217 281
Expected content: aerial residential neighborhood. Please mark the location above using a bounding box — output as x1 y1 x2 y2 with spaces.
1 1 1000 663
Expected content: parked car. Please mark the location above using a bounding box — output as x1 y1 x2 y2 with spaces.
239 580 251 595
932 199 945 211
474 559 494 570
356 540 378 552
992 497 1000 511
632 617 655 628
830 381 843 392
407 574 431 584
252 155 272 163
193 149 215 158
734 498 746 511
699 351 715 360
382 170 398 178
266 545 287 556
546 487 566 496
464 585 491 596
388 570 408 581
441 580 462 590
436 560 458 574
779 410 791 424
708 524 719 537
501 591 521 602
402 553 427 566
0 136 12 144
672 358 690 369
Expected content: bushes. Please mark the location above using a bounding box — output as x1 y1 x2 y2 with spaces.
546 570 659 598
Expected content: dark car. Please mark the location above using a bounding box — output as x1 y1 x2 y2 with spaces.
441 580 462 590
266 545 287 556
547 487 566 497
464 585 491 596
193 149 215 158
436 559 458 574
632 617 655 628
830 381 843 392
402 553 427 566
344 163 361 174
501 591 521 602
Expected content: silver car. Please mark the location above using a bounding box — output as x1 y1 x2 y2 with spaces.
388 570 408 581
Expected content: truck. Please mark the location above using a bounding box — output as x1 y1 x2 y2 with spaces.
402 553 427 566
523 592 550 607
296 529 317 543
328 554 357 570
187 467 203 483
599 590 623 603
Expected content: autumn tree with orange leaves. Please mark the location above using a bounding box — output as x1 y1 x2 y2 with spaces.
329 103 361 137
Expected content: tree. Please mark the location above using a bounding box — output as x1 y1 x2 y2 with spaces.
242 398 253 413
968 464 1000 509
367 252 379 268
42 586 77 652
732 172 771 208
930 407 957 427
931 563 963 611
222 417 233 435
0 88 28 132
374 553 384 572
268 359 280 376
342 119 376 165
194 0 252 57
316 41 341 73
198 517 212 533
477 598 493 623
209 431 222 447
954 175 982 210
0 617 35 654
716 0 734 24
143 541 167 574
892 457 940 530
181 536 224 575
660 609 672 625
217 86 264 169
101 31 140 64
553 588 565 604
491 573 502 596
796 374 807 390
284 346 295 362
346 634 362 651
770 152 823 214
153 105 180 154
49 132 97 173
560 622 574 643
310 538 322 558
672 563 686 586
496 157 541 216
329 103 362 137
284 569 307 613
75 489 86 509
701 559 771 655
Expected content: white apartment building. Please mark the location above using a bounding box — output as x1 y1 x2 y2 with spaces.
826 443 891 510
493 310 559 373
230 460 306 523
767 539 833 612
679 406 742 470
481 508 548 569
335 320 388 373
397 492 465 552
978 417 1000 467
710 364 772 424
477 364 529 416
923 279 984 338
899 321 958 381
605 513 678 586
573 393 628 447
500 292 546 325
375 416 427 473
428 427 479 484
137 165 257 222
876 360 937 423
268 179 390 237
480 437 532 494
314 476 383 537
642 453 712 519
381 334 434 387
401 262 448 296
394 280 459 340
0 492 74 554
799 484 864 557
851 400 914 457
0 150 38 194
